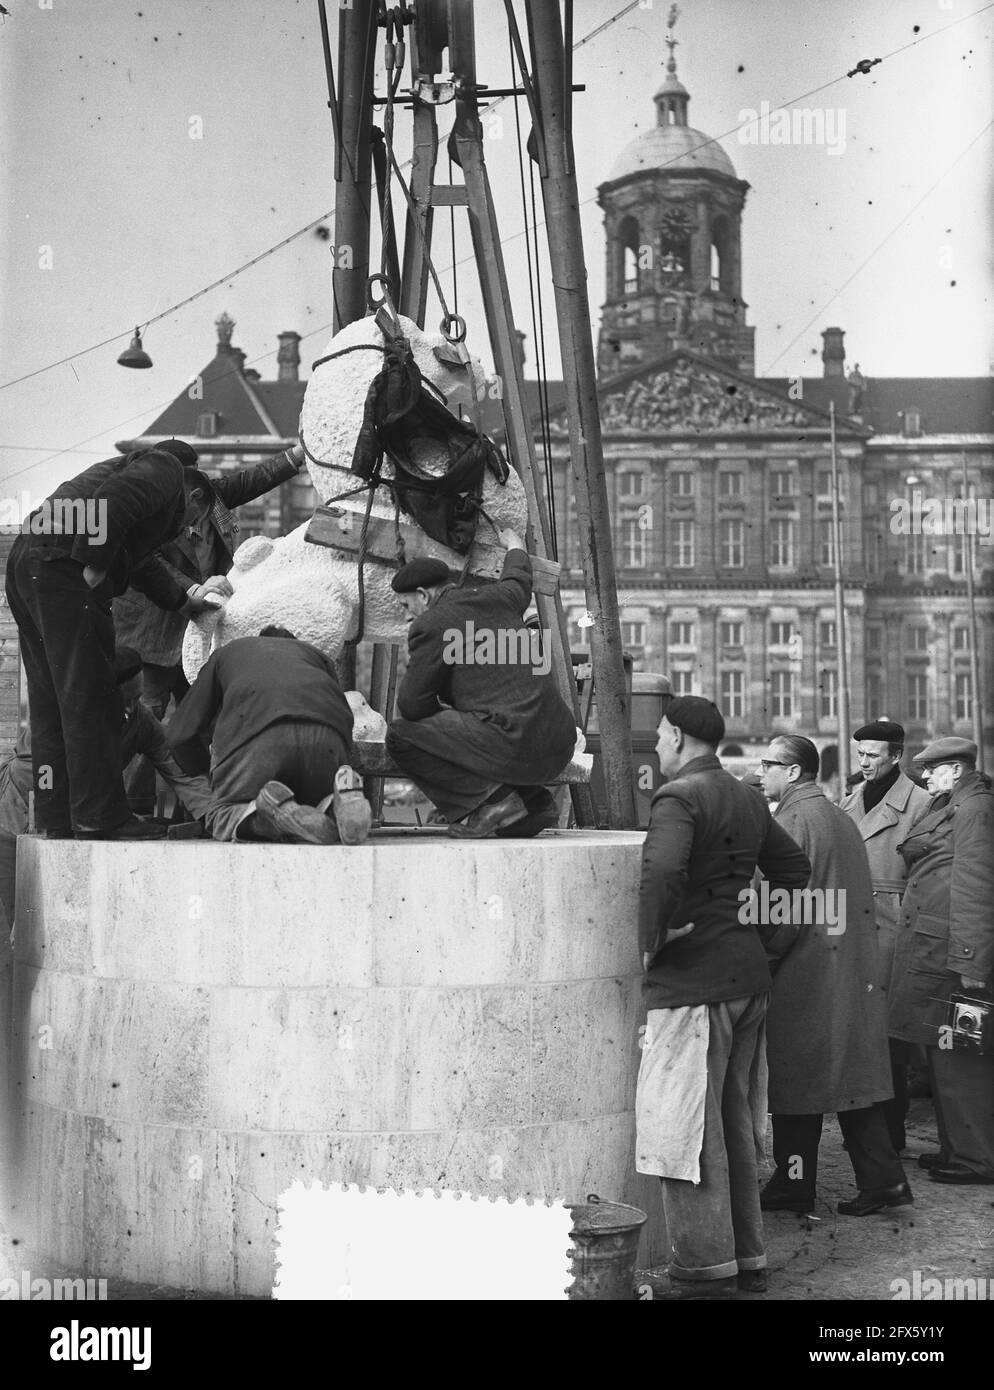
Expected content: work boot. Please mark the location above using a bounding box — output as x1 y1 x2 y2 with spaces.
494 789 559 838
75 816 168 840
331 766 372 845
253 782 339 845
447 789 528 839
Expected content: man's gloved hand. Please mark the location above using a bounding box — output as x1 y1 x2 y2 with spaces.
498 527 526 552
82 565 107 590
198 575 234 599
287 440 306 470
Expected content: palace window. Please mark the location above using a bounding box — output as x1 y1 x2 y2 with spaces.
769 518 794 568
719 470 744 498
670 620 694 648
621 518 646 568
673 519 695 568
906 626 929 653
955 672 973 721
721 670 745 719
720 518 745 568
818 620 837 648
906 673 928 722
818 519 835 567
820 669 838 719
720 620 744 647
671 471 694 497
622 620 647 649
618 470 646 499
770 621 794 648
770 670 794 719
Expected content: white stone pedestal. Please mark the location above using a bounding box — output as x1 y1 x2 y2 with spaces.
5 831 663 1296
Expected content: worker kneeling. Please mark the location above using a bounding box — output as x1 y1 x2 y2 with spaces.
167 627 371 845
386 530 576 838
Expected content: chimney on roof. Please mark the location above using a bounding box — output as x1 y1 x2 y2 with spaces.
821 326 845 378
513 330 527 375
277 331 302 382
231 348 247 374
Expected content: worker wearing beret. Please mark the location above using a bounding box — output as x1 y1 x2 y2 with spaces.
840 719 932 1152
385 530 576 838
888 738 994 1184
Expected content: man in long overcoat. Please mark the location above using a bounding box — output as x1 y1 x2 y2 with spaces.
889 737 994 1185
840 719 931 1152
758 735 912 1216
385 530 576 838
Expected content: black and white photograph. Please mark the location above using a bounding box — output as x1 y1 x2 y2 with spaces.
1 0 992 1355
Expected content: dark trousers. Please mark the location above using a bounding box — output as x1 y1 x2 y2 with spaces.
927 1046 994 1179
124 662 189 813
207 722 351 841
882 1038 911 1152
771 1105 906 1197
658 993 768 1280
386 713 551 823
4 542 129 833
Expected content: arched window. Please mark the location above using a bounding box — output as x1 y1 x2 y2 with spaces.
618 215 642 296
711 215 732 294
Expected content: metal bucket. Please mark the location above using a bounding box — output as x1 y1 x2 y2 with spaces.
567 1194 647 1301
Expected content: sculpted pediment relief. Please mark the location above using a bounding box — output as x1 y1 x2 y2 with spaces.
554 355 824 435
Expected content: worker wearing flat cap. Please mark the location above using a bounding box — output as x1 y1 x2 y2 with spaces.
840 719 931 1153
888 736 994 1185
385 530 576 838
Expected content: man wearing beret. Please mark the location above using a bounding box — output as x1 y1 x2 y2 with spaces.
4 444 215 840
635 697 811 1297
385 530 576 838
113 438 309 814
889 737 994 1184
840 719 932 1152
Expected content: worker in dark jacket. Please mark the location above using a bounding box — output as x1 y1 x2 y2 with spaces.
167 628 370 845
385 530 576 838
635 697 811 1299
113 439 307 812
3 445 213 840
889 737 994 1185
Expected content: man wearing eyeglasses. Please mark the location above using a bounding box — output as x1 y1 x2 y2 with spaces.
839 721 931 1154
758 735 911 1218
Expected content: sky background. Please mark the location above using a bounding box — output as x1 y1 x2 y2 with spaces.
1 0 992 503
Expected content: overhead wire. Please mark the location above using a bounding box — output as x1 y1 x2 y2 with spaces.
4 0 990 478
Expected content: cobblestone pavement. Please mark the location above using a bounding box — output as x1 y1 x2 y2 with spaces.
639 1098 994 1302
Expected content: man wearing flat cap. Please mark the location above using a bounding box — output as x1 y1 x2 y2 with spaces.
635 696 811 1297
889 737 994 1185
4 446 217 840
114 437 308 814
385 530 576 838
840 719 931 1152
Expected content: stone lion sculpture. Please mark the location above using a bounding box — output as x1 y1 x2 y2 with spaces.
181 312 529 681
